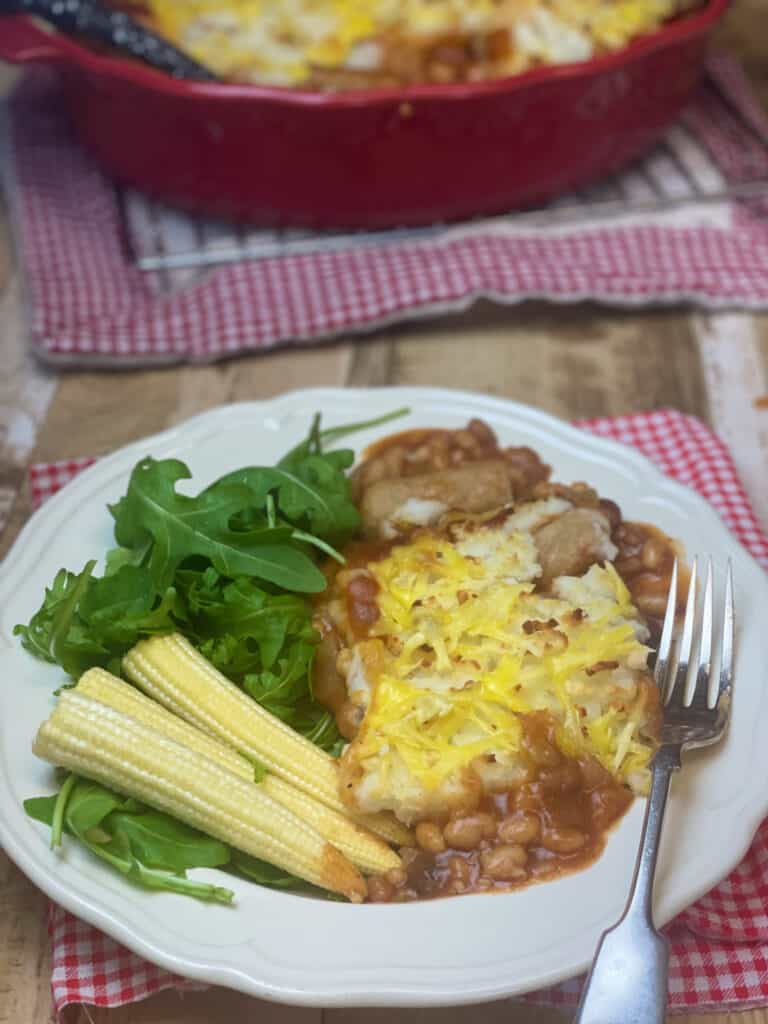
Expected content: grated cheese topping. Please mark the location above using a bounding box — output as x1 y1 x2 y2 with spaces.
133 0 700 86
338 504 658 823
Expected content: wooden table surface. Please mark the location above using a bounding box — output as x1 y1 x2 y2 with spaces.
2 5 768 1022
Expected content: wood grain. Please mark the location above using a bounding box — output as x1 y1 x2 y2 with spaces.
0 857 52 1024
715 0 768 107
347 302 710 419
693 313 768 532
2 1 768 1020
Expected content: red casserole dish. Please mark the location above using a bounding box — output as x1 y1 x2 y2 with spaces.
0 1 730 228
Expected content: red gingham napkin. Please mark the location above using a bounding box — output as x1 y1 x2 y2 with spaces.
3 56 768 368
25 408 768 1016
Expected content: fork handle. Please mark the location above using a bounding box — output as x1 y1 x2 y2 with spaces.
574 751 678 1024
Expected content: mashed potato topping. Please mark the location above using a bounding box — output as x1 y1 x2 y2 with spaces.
336 502 659 825
126 0 703 87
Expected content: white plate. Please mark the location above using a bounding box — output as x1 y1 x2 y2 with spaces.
1 387 767 1008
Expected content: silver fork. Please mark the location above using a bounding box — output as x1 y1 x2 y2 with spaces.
574 557 734 1024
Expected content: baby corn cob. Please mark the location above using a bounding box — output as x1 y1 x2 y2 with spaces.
258 776 400 876
34 690 367 902
77 668 258 778
76 668 401 875
123 634 412 847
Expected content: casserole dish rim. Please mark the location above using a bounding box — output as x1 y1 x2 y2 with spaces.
4 0 730 107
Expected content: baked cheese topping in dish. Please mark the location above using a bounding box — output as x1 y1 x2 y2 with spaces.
121 0 704 88
334 502 658 825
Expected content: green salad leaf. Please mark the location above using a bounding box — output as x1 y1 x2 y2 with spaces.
279 407 409 468
14 564 180 678
178 567 333 738
211 450 359 547
110 458 326 593
14 563 101 676
20 410 411 904
60 777 126 836
23 794 61 828
107 811 231 872
26 776 234 904
25 776 340 904
227 849 341 898
16 408 408 752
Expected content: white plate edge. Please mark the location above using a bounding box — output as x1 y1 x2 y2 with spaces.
1 386 767 1006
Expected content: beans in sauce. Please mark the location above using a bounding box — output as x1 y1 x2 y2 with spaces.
368 712 634 903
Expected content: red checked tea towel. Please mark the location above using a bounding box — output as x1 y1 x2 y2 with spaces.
24 409 768 1016
4 57 768 367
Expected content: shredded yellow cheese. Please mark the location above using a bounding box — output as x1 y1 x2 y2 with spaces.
134 0 696 86
340 516 657 821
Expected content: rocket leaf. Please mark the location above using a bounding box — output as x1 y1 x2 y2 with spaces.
110 458 325 593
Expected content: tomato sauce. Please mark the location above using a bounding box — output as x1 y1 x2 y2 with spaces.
381 713 635 902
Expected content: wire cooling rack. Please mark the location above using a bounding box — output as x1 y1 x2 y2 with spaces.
121 74 768 295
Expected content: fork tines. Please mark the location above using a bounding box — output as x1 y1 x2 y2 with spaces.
654 557 734 712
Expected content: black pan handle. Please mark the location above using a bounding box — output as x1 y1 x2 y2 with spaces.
0 0 218 81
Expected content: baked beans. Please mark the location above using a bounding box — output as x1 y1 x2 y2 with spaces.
415 821 446 854
498 812 540 845
378 712 634 902
613 521 680 620
540 826 587 854
367 875 395 903
444 812 497 851
480 844 527 882
447 855 471 893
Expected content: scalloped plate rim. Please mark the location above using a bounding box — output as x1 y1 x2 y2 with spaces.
1 387 766 1009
